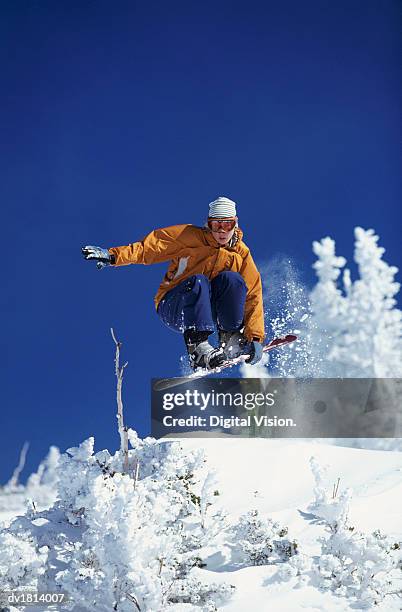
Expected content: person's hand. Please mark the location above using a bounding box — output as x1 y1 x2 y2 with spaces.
247 340 263 365
82 245 112 269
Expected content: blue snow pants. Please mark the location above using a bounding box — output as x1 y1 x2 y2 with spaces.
157 272 247 334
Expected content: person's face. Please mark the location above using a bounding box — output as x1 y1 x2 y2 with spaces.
208 217 237 246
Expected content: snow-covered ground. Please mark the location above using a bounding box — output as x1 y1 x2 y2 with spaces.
0 509 21 526
1 437 401 611
178 438 402 611
181 438 402 535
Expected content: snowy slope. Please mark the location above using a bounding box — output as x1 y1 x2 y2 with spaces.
0 509 21 526
177 438 402 611
179 439 402 535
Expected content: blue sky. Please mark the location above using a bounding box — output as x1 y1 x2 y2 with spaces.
1 1 400 483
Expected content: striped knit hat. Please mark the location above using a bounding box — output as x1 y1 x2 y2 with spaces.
208 196 237 218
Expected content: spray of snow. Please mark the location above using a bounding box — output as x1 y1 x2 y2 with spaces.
241 254 323 378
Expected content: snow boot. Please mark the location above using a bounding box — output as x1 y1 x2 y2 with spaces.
218 329 248 360
184 330 226 371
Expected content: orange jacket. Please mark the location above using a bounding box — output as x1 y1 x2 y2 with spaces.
109 224 265 342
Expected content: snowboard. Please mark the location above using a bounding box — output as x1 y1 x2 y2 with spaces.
154 334 297 391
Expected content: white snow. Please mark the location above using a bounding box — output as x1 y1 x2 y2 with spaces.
0 446 59 527
177 437 402 611
2 436 400 611
180 438 402 535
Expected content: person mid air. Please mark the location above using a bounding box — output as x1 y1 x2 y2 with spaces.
82 197 265 371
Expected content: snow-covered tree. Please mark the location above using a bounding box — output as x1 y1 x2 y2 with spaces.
26 445 60 490
0 446 60 518
310 236 347 335
307 227 402 377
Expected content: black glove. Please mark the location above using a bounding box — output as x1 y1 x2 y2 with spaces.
82 245 113 269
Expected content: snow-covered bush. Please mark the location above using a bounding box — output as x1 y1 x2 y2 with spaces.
274 551 312 585
307 456 402 606
317 526 401 606
307 456 352 530
0 529 48 591
230 509 298 566
0 434 234 611
168 574 235 609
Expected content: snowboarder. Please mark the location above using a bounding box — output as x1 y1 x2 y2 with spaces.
82 197 265 371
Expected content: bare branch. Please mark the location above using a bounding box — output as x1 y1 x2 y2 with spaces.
123 427 129 473
110 328 129 473
332 477 340 499
133 458 140 491
7 441 30 488
125 592 141 611
110 327 119 347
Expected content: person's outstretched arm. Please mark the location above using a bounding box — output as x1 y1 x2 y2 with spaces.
82 224 192 268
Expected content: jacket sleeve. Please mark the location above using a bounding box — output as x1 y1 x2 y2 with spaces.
108 225 191 266
240 251 265 343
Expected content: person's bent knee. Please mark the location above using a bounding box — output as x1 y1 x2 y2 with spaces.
216 271 246 287
185 274 210 290
193 274 209 283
